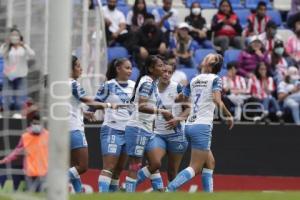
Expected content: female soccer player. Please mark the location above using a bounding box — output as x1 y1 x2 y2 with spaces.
166 54 234 191
69 56 123 193
124 55 172 192
93 58 135 192
136 63 190 190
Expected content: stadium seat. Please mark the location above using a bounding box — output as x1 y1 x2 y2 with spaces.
194 49 216 66
177 7 190 23
107 47 129 63
129 67 140 81
267 10 283 27
179 68 198 81
277 29 295 44
101 0 126 6
216 0 244 9
201 9 218 30
0 56 3 85
245 0 272 10
185 0 215 9
117 5 131 16
274 0 292 11
223 49 241 67
235 9 251 28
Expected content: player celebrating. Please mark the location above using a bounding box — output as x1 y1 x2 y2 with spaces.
69 56 122 193
136 63 190 191
166 54 234 191
124 55 172 192
94 58 135 192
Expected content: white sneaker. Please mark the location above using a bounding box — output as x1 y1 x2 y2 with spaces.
12 113 22 119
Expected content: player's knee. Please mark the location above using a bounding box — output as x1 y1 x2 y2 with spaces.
77 163 88 174
103 163 116 173
148 160 161 173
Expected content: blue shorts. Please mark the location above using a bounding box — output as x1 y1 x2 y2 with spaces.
147 132 188 154
124 126 154 158
100 125 126 156
70 130 88 150
185 124 212 151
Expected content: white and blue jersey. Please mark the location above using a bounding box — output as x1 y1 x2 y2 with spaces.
125 75 159 157
70 79 88 149
183 73 222 150
147 81 188 153
94 79 135 156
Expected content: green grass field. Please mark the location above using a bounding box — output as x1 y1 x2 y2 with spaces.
1 192 300 200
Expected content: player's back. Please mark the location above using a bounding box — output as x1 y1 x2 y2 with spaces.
186 73 222 126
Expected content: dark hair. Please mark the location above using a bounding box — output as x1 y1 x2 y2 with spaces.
270 40 288 68
131 55 161 102
266 20 277 29
189 2 202 17
247 40 265 53
257 1 267 9
227 61 238 70
132 0 148 26
145 13 155 21
218 0 233 15
211 54 224 74
255 61 270 79
71 55 78 70
106 58 129 80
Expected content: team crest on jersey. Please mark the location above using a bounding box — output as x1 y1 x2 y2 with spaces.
188 115 197 122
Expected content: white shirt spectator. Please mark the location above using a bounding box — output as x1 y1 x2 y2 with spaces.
152 7 179 32
103 6 127 34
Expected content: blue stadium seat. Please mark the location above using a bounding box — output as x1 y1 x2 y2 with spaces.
218 68 228 77
235 9 251 28
194 49 216 66
0 56 3 85
179 68 198 81
245 0 272 10
186 0 215 8
107 47 129 63
117 5 131 16
216 0 244 9
129 67 140 81
223 49 241 67
267 10 282 26
101 0 126 6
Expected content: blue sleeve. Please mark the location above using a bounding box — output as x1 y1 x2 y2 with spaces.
95 83 110 102
212 76 222 92
188 40 199 52
72 81 86 100
138 81 154 98
169 38 176 50
183 83 191 97
176 83 183 94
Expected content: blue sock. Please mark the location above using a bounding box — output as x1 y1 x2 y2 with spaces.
150 173 164 191
167 167 195 192
136 167 151 186
109 179 119 192
98 175 111 192
202 168 213 192
69 167 82 193
125 176 137 192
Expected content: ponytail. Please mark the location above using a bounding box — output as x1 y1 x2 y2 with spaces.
106 58 129 80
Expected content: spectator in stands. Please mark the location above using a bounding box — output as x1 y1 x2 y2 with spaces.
126 0 148 33
0 28 35 119
152 0 179 45
244 1 270 37
259 21 282 54
287 0 300 22
247 62 282 122
167 53 188 86
184 2 212 49
169 22 198 68
211 0 244 53
237 35 269 78
269 40 293 84
286 12 300 67
222 62 249 121
278 66 300 125
103 0 128 47
0 112 48 192
131 14 167 69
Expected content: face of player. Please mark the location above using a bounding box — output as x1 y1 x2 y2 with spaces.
257 6 266 18
116 60 132 81
160 64 174 85
150 58 164 80
72 60 83 79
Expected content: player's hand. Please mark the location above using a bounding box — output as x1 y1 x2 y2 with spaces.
115 103 132 109
226 116 234 130
160 109 173 121
165 117 180 130
83 111 97 122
